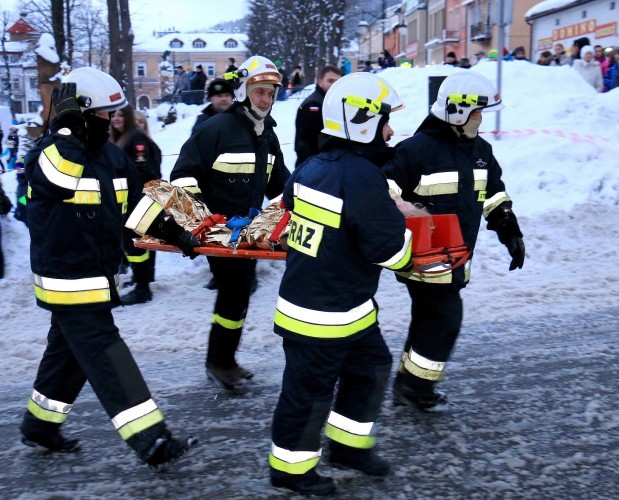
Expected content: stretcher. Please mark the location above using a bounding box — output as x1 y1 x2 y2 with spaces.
134 214 470 271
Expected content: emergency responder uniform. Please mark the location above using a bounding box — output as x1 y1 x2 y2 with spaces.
169 56 290 390
21 67 199 468
382 72 525 412
269 73 413 496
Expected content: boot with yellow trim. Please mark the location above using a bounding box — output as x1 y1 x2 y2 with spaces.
270 468 336 496
128 422 198 471
20 410 81 452
327 439 390 476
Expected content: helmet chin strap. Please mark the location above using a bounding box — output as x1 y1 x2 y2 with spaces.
341 101 351 140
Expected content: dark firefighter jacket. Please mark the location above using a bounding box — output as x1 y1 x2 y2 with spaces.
25 125 163 312
382 114 512 288
191 104 218 135
274 142 413 345
294 85 327 167
170 102 290 217
122 129 162 184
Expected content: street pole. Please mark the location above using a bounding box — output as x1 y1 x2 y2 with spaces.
495 0 505 141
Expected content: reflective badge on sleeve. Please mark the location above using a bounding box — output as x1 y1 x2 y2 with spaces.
287 213 323 257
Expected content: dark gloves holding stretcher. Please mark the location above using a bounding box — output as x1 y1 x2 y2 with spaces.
159 216 201 259
51 83 88 145
487 205 525 271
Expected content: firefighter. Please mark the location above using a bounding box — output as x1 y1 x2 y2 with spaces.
269 73 413 495
21 67 200 468
169 55 290 390
382 71 525 412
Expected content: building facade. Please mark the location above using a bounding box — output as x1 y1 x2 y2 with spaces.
526 0 618 58
132 31 248 108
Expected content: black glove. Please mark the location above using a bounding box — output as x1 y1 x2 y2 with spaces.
51 83 87 143
159 216 201 259
488 206 525 271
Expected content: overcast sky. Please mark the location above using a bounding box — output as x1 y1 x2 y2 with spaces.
4 0 249 41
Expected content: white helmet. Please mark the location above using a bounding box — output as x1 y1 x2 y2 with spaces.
430 72 504 126
224 55 282 102
63 67 128 113
321 72 404 144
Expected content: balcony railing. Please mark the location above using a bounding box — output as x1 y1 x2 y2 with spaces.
442 29 459 42
470 22 491 41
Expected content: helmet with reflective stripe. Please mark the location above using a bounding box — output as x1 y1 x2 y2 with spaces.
63 67 128 113
321 72 404 144
223 55 282 102
431 71 504 126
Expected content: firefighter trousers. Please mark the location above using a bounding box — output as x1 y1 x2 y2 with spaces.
270 327 392 475
25 309 165 453
398 281 463 389
131 250 156 285
206 256 257 369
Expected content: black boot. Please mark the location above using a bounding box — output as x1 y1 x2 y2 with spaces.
206 324 244 389
271 468 336 496
392 375 448 412
121 284 153 305
20 411 81 453
130 423 198 471
328 440 390 476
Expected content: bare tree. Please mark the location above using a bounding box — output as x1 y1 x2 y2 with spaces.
107 0 134 105
1 12 15 115
72 0 108 68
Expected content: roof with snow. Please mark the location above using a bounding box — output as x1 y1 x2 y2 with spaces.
7 18 36 34
2 41 29 53
134 31 248 53
525 0 593 20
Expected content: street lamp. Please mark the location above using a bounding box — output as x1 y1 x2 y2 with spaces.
357 20 371 63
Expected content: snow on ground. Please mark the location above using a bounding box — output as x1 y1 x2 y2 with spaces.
0 61 618 498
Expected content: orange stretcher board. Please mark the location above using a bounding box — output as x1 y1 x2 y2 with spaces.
133 240 287 260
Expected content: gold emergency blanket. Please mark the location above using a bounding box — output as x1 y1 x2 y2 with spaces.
142 179 211 231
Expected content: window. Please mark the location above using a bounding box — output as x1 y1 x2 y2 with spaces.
29 77 38 90
555 18 560 26
193 39 206 48
136 62 146 77
204 63 216 78
224 38 238 49
170 39 183 49
581 10 587 18
8 54 19 63
12 77 21 91
611 1 615 10
28 100 41 113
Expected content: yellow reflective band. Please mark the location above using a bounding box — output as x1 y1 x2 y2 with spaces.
117 409 165 440
27 185 32 198
324 119 341 132
43 144 84 177
377 229 412 271
483 192 510 217
64 190 102 204
269 453 320 475
274 307 377 339
344 94 385 115
449 93 486 106
325 423 375 449
27 399 69 424
400 349 445 381
115 178 129 205
293 198 340 228
294 183 343 213
126 249 150 263
387 179 403 197
35 285 112 305
125 196 164 235
414 172 459 196
212 162 255 174
212 313 245 330
39 144 84 191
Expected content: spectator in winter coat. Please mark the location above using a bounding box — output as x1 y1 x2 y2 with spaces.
507 46 529 61
537 51 553 66
0 176 12 278
290 65 304 94
190 64 207 104
340 56 352 75
380 50 396 68
603 48 619 92
173 65 192 104
473 51 486 65
191 78 234 135
573 46 603 92
459 57 472 68
110 104 163 305
362 60 374 72
225 57 238 73
443 51 459 66
293 65 341 167
274 60 289 101
594 45 610 76
551 43 570 66
569 37 591 66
